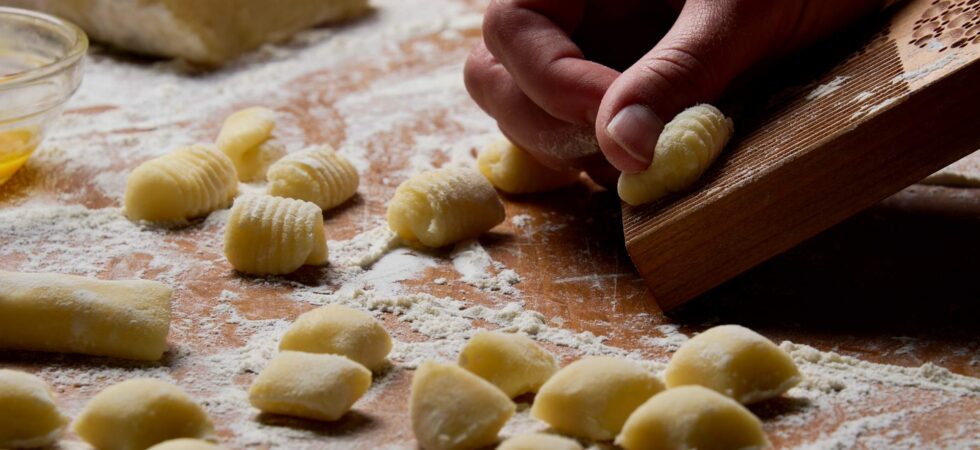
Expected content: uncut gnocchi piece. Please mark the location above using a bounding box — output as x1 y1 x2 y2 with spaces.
223 195 328 275
616 386 769 450
279 304 392 371
410 361 515 450
531 356 665 441
457 330 558 398
216 107 283 181
267 144 360 210
73 379 214 450
124 145 239 222
0 271 172 361
617 104 734 206
147 439 224 450
665 324 801 404
477 137 580 194
0 370 68 449
497 433 583 450
387 168 505 248
249 351 371 421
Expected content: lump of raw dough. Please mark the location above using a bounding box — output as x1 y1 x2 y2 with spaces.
248 351 371 421
267 144 360 211
531 356 664 441
497 433 583 450
665 324 801 404
410 361 515 450
216 107 285 181
477 137 580 194
0 369 68 449
147 439 224 450
73 378 214 450
223 195 328 275
387 168 505 248
617 104 733 206
0 271 172 361
457 330 558 398
279 304 392 371
616 385 769 450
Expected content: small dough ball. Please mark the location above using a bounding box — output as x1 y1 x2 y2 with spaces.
249 351 371 422
387 167 505 248
477 137 580 194
236 139 286 182
223 194 328 275
267 144 360 211
73 379 214 450
665 324 801 404
279 304 392 371
410 361 515 450
0 369 68 449
616 385 769 450
457 330 558 398
497 433 583 450
531 356 664 441
147 439 224 450
216 107 277 180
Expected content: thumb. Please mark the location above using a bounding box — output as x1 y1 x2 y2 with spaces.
595 0 771 172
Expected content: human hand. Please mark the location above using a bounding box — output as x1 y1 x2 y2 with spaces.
465 0 884 178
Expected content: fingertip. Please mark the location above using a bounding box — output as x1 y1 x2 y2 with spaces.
596 104 662 173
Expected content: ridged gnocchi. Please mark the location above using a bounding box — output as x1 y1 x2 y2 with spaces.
223 195 327 275
279 304 392 371
249 351 372 422
617 104 733 206
124 145 239 223
0 369 67 449
216 107 280 181
458 331 558 398
387 168 505 248
477 137 580 194
267 144 360 211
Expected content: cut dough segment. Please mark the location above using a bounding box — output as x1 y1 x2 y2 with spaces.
457 330 558 398
73 379 214 450
223 195 328 275
410 361 515 450
616 385 769 450
147 439 224 450
617 104 733 206
477 137 580 194
387 168 505 248
267 144 360 210
124 144 238 223
279 304 392 371
531 356 665 441
497 433 583 450
216 107 279 181
0 369 68 449
665 324 801 404
0 271 172 360
248 351 371 421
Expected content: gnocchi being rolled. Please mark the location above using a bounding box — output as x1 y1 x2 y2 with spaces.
617 104 733 206
216 107 283 181
223 195 328 275
124 145 239 223
387 168 505 248
477 137 580 194
0 369 68 449
0 271 172 361
267 144 360 211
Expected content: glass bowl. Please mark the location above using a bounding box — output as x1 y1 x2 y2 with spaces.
0 6 86 186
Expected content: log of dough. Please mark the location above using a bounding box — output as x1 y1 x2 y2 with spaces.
0 0 370 65
0 271 172 361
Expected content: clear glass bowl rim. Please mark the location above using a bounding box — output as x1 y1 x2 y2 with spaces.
0 6 88 90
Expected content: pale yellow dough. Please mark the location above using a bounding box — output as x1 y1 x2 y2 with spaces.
0 369 68 449
248 351 372 422
279 304 392 371
223 195 327 275
616 386 769 450
531 356 665 441
124 145 239 223
457 330 558 398
73 379 214 450
665 324 801 404
147 438 224 450
0 271 172 360
617 104 733 206
477 137 580 194
497 432 583 450
216 107 284 181
387 168 505 248
410 361 515 450
267 144 360 210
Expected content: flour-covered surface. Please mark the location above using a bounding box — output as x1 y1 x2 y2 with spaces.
1 0 978 448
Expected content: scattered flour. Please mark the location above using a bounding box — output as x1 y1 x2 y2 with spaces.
806 76 849 101
450 239 522 295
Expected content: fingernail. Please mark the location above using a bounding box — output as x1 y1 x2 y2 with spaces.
605 104 664 166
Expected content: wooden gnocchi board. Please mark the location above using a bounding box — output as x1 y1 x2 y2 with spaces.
623 0 980 310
